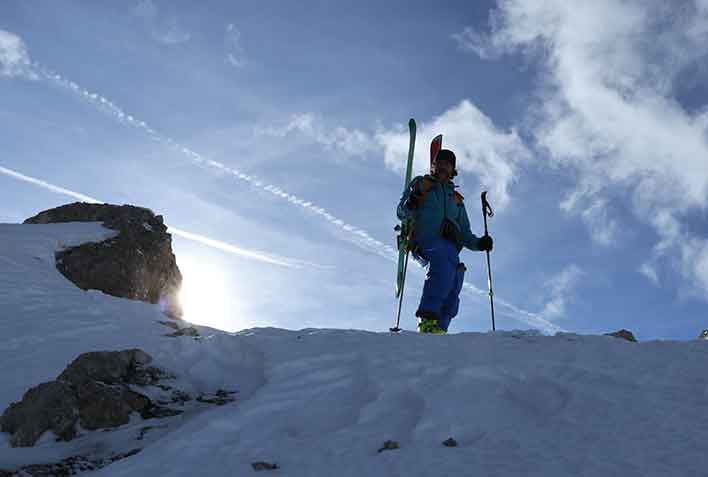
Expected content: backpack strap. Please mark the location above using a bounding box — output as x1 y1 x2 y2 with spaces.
416 175 436 204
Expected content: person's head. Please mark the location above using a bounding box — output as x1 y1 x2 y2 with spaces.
432 149 457 181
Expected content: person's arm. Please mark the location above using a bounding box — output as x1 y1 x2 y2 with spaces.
458 202 483 251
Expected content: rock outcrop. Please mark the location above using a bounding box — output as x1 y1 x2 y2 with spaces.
24 202 182 317
0 349 175 447
605 329 638 342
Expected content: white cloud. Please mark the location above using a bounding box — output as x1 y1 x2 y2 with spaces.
563 195 618 246
680 238 708 296
639 262 660 286
225 24 245 67
541 265 584 320
255 113 375 158
467 0 708 295
377 100 532 210
451 26 504 59
153 18 191 45
0 30 37 79
257 100 531 210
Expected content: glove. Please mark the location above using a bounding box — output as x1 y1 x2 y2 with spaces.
477 234 493 252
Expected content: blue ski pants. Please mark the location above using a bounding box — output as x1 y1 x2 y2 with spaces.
415 237 466 331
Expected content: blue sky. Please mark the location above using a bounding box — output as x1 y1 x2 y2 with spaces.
2 0 708 340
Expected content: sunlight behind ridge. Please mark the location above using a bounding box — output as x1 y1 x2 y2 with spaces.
177 257 237 332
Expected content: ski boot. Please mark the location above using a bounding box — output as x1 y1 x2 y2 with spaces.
417 318 446 334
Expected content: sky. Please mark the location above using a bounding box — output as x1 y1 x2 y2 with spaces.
1 0 707 340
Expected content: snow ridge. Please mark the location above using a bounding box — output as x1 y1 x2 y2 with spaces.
2 224 708 476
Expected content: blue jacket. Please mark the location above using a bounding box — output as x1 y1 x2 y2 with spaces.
397 175 482 251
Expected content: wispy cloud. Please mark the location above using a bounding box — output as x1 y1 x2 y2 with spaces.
225 24 245 67
639 262 660 286
680 237 708 297
0 29 37 79
1 30 556 332
540 265 584 320
451 26 504 60
260 100 532 212
377 100 532 210
255 113 373 157
131 0 191 45
462 0 708 297
562 195 618 246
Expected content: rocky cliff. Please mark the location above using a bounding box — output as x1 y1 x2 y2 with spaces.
24 202 182 318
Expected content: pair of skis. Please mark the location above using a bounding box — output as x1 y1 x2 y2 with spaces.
390 119 442 332
390 119 495 333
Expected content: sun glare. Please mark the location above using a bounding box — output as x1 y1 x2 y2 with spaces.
177 258 236 331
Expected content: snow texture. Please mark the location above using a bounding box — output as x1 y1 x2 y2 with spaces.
2 223 708 476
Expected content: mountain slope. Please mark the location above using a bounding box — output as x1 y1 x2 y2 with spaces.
2 223 708 476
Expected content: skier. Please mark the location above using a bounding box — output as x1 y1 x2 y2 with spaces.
396 149 493 333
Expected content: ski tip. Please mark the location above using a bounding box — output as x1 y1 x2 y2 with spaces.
409 118 416 127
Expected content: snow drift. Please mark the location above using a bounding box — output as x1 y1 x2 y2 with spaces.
1 222 708 476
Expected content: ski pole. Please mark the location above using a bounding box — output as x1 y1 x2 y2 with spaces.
481 191 496 331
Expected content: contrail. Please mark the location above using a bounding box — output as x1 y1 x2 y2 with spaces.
22 64 561 333
0 166 101 204
36 66 397 261
0 165 309 269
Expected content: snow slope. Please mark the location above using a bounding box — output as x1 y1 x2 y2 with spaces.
2 223 708 476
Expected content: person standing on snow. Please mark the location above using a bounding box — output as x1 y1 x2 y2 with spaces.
397 149 493 333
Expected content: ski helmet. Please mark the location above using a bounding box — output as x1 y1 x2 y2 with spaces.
434 149 457 177
435 149 456 168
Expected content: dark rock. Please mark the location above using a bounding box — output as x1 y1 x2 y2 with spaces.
165 326 199 338
443 437 458 447
1 449 143 476
58 349 156 387
196 389 237 406
1 349 181 447
76 381 150 430
140 403 183 419
0 381 78 447
24 202 183 318
377 440 400 453
699 330 708 340
251 462 279 471
159 320 181 331
605 329 637 342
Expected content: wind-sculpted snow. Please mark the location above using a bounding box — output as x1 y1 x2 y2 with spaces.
2 224 708 476
102 328 708 477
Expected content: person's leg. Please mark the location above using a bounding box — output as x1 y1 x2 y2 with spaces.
438 262 466 331
416 239 457 320
436 315 452 332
